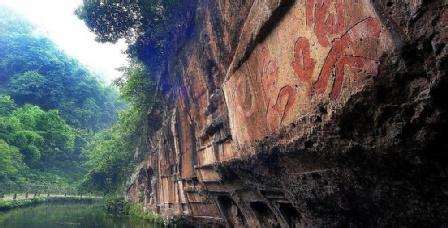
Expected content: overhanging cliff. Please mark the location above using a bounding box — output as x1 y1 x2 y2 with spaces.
126 0 448 226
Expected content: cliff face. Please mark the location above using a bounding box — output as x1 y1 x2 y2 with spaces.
127 0 448 226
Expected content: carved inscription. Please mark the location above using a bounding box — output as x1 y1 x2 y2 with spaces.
224 0 390 144
233 75 256 118
306 0 345 47
266 86 296 131
259 47 296 131
313 17 382 99
292 37 316 82
305 0 383 99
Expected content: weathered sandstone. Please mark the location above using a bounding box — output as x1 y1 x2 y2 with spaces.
127 0 447 226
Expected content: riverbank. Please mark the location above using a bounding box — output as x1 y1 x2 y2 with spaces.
104 197 166 223
0 202 163 227
0 196 102 212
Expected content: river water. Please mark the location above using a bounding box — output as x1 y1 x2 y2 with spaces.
0 202 165 228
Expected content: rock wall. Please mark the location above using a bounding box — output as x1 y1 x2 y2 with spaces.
127 0 448 227
224 0 395 146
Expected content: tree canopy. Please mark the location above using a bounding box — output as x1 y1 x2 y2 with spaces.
75 0 189 193
81 62 157 193
0 0 180 193
0 8 123 191
76 0 195 70
0 96 80 190
0 8 122 132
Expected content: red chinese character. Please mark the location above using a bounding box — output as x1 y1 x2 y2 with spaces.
313 17 382 99
266 86 296 131
259 47 279 104
257 48 296 130
292 37 316 82
306 0 345 47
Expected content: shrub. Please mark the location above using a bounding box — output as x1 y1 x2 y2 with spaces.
104 196 130 216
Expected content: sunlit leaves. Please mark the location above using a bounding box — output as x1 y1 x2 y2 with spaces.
113 62 155 110
0 140 25 184
0 100 77 187
3 105 76 165
81 63 155 193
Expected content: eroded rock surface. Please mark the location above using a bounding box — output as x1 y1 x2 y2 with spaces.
127 0 448 226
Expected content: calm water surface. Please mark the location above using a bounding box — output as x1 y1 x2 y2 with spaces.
0 203 166 228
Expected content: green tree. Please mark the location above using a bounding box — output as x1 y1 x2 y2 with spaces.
0 95 16 115
12 130 43 164
114 63 155 111
8 71 46 105
76 0 195 69
10 105 76 166
81 63 157 193
0 8 122 132
0 7 124 190
0 140 26 187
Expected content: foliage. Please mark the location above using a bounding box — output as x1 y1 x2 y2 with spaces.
113 63 156 112
0 197 101 212
75 0 191 193
104 196 130 216
81 126 134 192
0 140 26 187
0 96 82 190
13 105 76 162
76 0 195 70
75 0 195 195
81 63 157 193
0 95 16 115
0 8 122 132
0 8 122 192
103 196 165 223
8 71 46 105
76 1 141 43
128 203 165 223
0 198 47 211
1 0 183 197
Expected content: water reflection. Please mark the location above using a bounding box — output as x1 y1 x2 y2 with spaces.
0 202 164 228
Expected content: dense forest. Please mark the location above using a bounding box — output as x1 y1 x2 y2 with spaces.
1 0 193 196
80 62 158 193
0 0 194 196
0 5 166 195
0 8 124 192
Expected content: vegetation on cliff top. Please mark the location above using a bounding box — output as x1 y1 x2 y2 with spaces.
77 0 189 193
76 0 193 69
